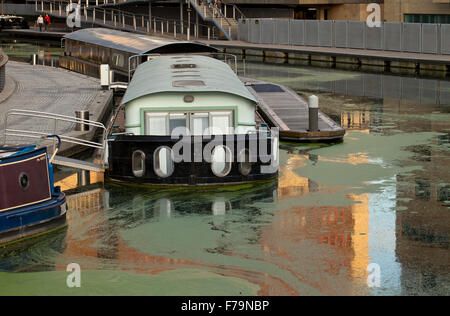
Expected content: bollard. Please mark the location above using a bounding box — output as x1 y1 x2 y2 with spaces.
31 54 37 65
75 110 90 131
308 95 319 132
77 170 90 186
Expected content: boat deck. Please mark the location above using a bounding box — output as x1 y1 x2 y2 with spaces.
241 77 345 142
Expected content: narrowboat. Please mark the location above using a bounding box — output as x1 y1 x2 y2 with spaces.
60 28 219 80
0 136 67 246
107 54 279 186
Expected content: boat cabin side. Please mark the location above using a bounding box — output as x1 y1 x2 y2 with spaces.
124 91 256 136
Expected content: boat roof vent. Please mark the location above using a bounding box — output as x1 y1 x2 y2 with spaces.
172 64 197 69
172 80 206 87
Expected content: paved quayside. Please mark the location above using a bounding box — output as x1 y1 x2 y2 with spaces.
0 61 113 158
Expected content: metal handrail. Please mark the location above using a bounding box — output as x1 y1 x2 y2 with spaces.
3 109 107 162
128 53 160 83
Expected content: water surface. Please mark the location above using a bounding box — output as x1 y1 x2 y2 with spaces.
0 41 449 296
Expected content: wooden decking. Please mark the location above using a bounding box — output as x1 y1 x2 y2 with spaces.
241 77 345 142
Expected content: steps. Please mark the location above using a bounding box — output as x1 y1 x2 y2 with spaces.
189 0 241 40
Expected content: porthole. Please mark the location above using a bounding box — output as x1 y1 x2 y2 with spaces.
272 137 279 162
18 172 30 191
239 149 252 176
154 146 174 178
132 150 146 178
211 145 232 177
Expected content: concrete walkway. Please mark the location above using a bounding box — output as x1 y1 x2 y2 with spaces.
0 61 110 146
201 40 450 64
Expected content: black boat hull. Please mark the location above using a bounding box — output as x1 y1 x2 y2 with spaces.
107 134 278 186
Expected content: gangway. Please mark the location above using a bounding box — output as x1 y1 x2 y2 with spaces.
2 109 108 172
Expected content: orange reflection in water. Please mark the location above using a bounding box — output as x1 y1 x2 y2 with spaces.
55 187 298 295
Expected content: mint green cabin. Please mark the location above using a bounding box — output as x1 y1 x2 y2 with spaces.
121 55 258 136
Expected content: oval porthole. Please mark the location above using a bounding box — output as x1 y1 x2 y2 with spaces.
132 150 146 178
19 172 30 191
272 137 279 163
239 149 252 176
211 145 232 177
154 146 174 178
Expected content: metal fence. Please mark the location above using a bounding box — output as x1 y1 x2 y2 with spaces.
0 51 8 93
238 19 450 55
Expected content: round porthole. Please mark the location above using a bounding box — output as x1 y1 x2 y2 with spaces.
19 172 30 191
239 149 252 176
211 145 232 177
154 146 174 178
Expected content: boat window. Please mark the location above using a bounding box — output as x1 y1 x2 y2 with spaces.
112 53 124 68
169 113 188 135
191 113 210 135
211 145 232 177
144 111 233 136
132 150 146 177
145 112 169 136
154 147 174 178
210 112 233 135
239 149 252 176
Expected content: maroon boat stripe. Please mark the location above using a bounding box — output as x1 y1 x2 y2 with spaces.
0 153 51 212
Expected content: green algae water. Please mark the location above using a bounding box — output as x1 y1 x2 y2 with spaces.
0 44 449 295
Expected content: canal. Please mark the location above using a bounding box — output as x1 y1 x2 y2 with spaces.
0 37 448 296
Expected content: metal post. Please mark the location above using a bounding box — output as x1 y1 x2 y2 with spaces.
180 0 183 34
133 14 136 30
122 13 125 28
103 9 106 24
308 95 319 132
187 1 191 41
161 21 164 35
208 27 210 40
174 21 176 38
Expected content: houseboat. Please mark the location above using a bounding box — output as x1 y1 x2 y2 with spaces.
0 136 67 246
107 54 279 185
61 28 219 80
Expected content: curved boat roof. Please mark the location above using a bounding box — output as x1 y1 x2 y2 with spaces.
63 28 219 55
122 55 257 104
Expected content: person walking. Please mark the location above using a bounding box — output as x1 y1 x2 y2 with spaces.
37 15 44 32
44 14 51 32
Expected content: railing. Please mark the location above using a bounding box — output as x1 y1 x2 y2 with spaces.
127 52 240 83
3 109 108 162
0 50 8 93
239 18 450 56
128 53 160 83
35 0 222 40
190 0 237 40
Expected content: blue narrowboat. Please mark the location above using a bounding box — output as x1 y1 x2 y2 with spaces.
0 136 67 246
